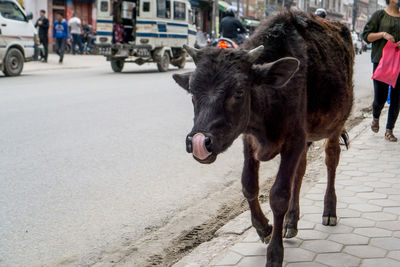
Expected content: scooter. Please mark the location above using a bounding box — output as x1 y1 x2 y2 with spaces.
83 34 98 55
212 37 240 49
212 33 248 49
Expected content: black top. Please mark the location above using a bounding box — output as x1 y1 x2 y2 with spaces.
219 15 246 39
35 17 49 40
362 10 400 63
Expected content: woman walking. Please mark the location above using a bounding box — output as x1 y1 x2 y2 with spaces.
363 0 400 142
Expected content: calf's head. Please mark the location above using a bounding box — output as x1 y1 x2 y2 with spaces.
173 45 299 164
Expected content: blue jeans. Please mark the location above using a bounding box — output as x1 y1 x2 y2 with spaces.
71 33 83 54
55 38 66 62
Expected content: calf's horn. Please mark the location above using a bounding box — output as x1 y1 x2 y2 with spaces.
248 45 264 63
183 45 199 60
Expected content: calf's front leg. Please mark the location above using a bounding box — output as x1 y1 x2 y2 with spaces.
242 136 272 243
323 135 341 226
267 143 305 267
283 149 307 238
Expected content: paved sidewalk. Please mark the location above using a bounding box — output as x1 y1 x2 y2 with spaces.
22 54 193 73
174 115 400 267
23 54 107 73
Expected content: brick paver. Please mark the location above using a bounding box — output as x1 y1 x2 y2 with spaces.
174 118 400 267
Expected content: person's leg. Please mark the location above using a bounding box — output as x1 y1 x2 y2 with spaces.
372 64 389 119
59 38 66 62
78 34 83 54
387 86 400 129
372 63 389 132
55 38 60 56
71 34 77 54
43 38 48 62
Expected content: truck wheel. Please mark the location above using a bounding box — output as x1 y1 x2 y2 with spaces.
177 55 186 69
157 52 170 72
111 59 124 72
3 48 24 77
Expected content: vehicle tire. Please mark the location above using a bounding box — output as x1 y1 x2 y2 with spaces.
157 51 170 72
3 48 24 77
177 54 186 69
111 59 124 72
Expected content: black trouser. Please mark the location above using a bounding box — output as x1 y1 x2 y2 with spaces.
71 33 83 54
373 63 400 130
55 38 66 62
40 37 48 60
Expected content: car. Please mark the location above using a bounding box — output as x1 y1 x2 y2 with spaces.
351 31 362 55
0 0 35 76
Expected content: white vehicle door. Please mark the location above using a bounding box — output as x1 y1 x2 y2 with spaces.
96 0 113 44
187 7 196 46
0 0 35 58
0 22 6 61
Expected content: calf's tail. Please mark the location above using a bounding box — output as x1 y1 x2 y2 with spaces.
339 130 349 150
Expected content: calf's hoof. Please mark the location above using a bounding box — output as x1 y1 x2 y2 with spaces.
266 260 283 267
255 225 273 244
322 215 337 226
261 234 272 244
283 227 298 238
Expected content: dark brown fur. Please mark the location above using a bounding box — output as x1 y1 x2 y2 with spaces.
173 10 353 267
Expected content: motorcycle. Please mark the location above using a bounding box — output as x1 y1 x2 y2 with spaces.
213 37 240 49
212 33 248 49
83 34 98 55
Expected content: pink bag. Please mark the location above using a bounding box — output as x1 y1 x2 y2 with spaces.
372 41 400 88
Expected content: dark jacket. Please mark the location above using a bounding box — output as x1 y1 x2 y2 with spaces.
53 19 69 39
219 15 246 39
35 17 49 40
362 10 400 63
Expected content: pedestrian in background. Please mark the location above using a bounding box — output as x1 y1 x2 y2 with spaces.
53 12 69 64
362 0 400 142
69 12 83 55
35 9 49 63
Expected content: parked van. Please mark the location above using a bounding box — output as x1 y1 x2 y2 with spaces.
96 0 196 72
0 0 35 76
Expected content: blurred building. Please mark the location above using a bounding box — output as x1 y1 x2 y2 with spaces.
24 0 97 45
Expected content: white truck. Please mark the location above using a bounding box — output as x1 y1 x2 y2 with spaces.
96 0 196 72
0 0 35 76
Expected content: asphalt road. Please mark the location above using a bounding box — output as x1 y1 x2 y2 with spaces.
0 52 373 266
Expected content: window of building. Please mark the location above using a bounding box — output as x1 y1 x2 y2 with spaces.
157 0 171 19
143 2 150 12
53 0 66 6
100 1 109 12
174 2 185 20
0 2 26 21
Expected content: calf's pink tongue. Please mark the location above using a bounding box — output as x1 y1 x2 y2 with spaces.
192 133 212 160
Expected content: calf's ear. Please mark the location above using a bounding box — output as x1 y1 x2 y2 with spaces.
252 57 300 88
173 72 192 91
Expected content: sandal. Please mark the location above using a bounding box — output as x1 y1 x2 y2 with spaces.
371 118 379 133
385 129 398 142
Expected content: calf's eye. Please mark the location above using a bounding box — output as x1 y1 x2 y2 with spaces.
234 91 244 100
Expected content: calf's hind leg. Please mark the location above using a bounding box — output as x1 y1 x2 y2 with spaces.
323 134 341 226
241 136 272 243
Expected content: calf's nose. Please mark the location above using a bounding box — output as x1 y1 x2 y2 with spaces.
187 133 213 160
186 135 193 153
204 136 212 152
